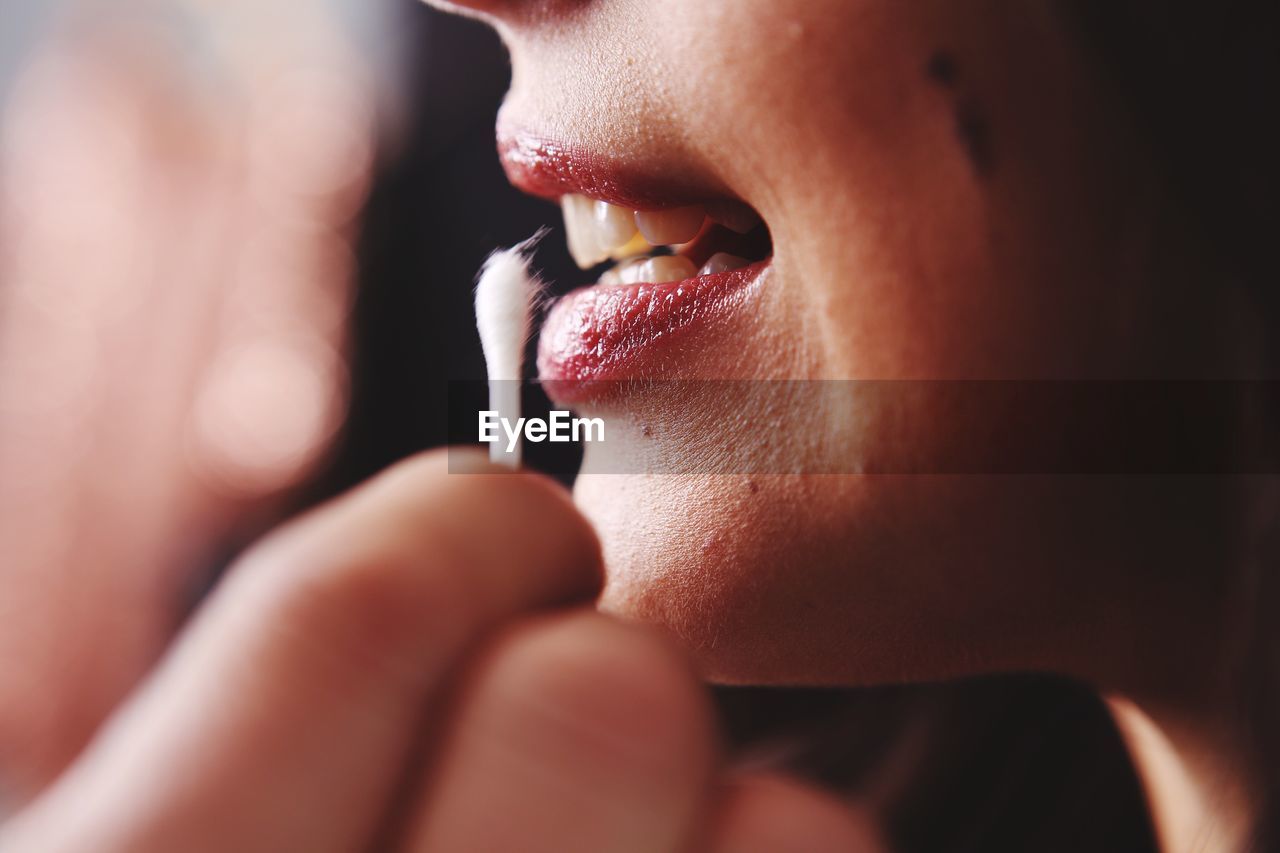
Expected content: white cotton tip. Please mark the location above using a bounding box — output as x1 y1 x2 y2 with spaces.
475 230 547 468
476 231 545 382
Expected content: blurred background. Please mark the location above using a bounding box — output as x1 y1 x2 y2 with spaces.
0 2 1158 849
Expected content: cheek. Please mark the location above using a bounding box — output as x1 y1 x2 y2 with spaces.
651 0 989 377
660 0 1152 381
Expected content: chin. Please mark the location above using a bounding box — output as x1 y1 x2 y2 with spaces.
577 466 1154 690
577 469 953 687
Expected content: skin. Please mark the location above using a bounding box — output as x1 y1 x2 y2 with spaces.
0 0 1260 850
470 0 1244 684
440 0 1261 847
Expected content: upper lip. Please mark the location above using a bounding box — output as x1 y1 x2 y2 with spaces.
498 127 774 392
496 125 738 211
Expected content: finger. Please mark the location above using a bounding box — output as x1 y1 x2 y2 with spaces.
705 773 885 853
0 449 601 853
404 610 718 853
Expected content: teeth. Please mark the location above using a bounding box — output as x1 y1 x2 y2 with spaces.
619 259 652 284
697 253 751 276
593 200 640 250
599 255 698 285
561 194 643 269
599 258 647 285
704 200 762 235
562 194 604 269
635 205 706 245
609 231 650 261
563 192 762 277
640 255 698 283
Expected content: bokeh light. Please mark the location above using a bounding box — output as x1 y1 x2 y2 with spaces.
0 0 383 802
189 332 347 495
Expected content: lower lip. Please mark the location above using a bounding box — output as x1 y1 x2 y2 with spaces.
537 260 769 402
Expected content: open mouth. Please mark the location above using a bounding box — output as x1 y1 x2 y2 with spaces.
498 132 774 399
559 194 772 285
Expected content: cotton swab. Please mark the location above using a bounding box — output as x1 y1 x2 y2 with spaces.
475 231 546 468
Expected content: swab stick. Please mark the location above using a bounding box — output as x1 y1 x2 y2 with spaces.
474 231 545 468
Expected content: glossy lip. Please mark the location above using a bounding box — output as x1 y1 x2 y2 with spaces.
537 261 769 404
498 127 772 403
498 128 731 211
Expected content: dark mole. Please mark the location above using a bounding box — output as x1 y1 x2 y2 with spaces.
925 49 996 179
747 480 760 495
925 51 960 88
954 97 995 178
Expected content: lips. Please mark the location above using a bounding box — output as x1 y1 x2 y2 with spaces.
498 128 773 401
536 262 769 401
498 131 717 210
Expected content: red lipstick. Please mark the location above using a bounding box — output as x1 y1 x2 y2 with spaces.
498 130 722 211
498 128 772 403
537 262 768 402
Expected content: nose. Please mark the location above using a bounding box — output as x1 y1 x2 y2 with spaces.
420 0 501 17
423 0 584 24
425 0 506 14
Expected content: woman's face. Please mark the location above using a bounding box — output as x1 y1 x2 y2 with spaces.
437 0 1237 688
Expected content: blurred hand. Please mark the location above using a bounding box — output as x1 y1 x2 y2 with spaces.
0 451 880 852
0 6 361 800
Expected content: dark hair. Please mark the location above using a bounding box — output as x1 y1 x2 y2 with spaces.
1062 2 1280 847
1062 1 1278 294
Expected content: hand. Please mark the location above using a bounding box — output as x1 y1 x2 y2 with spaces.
0 16 360 791
0 451 880 852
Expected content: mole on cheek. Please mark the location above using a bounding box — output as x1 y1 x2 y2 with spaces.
924 49 997 179
925 50 960 88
